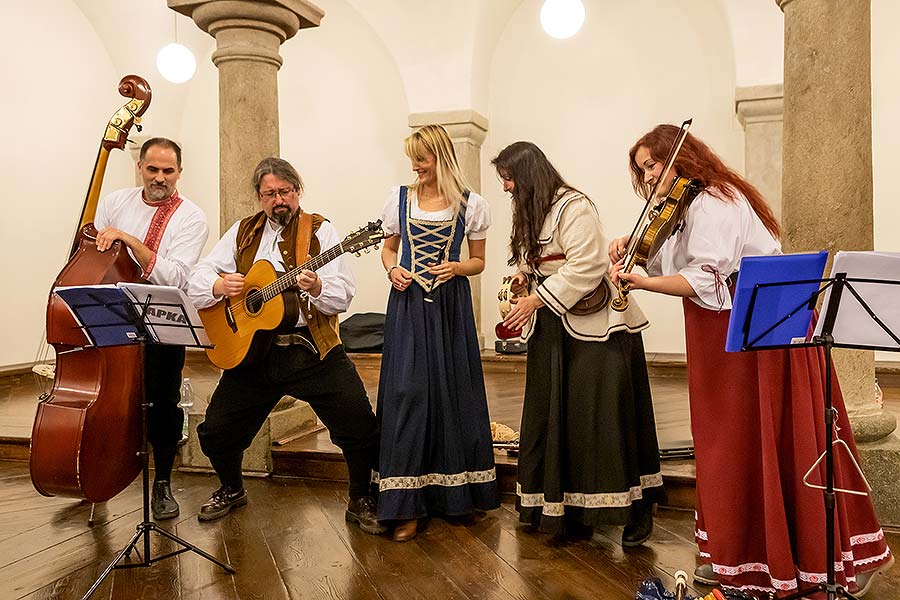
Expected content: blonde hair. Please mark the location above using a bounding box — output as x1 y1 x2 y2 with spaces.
404 124 470 211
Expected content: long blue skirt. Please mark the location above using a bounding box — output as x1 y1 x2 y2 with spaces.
376 276 500 520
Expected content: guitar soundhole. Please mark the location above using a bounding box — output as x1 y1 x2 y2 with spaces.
245 289 264 315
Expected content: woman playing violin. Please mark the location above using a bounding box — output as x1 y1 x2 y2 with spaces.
609 124 892 596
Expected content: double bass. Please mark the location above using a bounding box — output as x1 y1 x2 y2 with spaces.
30 76 152 502
610 119 701 312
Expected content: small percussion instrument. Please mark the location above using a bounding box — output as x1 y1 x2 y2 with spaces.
497 275 528 319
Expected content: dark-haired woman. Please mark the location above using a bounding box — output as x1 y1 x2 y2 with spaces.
493 141 663 544
610 124 893 596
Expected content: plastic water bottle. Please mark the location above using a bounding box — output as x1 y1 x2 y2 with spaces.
179 377 194 442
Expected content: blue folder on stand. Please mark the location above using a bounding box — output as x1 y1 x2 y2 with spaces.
725 251 829 352
54 285 143 347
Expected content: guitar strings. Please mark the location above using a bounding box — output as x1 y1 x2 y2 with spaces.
221 241 350 320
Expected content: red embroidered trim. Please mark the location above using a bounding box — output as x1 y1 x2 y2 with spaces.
141 191 183 277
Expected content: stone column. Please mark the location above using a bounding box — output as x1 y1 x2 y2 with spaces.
169 0 323 231
778 0 900 525
409 110 489 347
735 85 783 223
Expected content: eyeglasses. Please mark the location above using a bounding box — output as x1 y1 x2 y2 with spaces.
259 187 295 200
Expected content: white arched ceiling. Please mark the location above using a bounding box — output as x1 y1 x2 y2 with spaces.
343 0 520 114
72 0 214 137
718 0 784 87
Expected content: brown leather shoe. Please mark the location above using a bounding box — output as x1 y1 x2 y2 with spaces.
198 486 247 522
392 519 418 542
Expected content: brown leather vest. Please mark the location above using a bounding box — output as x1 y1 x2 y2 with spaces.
234 210 342 360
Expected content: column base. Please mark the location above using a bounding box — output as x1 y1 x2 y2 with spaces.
858 433 900 527
180 396 318 475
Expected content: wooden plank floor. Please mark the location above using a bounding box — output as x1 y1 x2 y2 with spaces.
2 460 899 600
4 353 900 598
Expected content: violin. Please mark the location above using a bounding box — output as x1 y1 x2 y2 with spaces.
30 76 151 503
610 119 700 312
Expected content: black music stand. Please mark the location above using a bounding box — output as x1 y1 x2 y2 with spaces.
53 284 234 600
728 252 900 600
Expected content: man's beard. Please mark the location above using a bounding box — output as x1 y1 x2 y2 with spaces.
269 207 295 227
145 184 171 201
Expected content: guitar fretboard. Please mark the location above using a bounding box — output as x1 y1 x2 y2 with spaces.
255 243 347 303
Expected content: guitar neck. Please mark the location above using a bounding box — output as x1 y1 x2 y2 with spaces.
260 242 347 301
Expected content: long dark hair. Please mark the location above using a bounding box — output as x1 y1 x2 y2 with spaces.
628 124 780 237
492 142 580 267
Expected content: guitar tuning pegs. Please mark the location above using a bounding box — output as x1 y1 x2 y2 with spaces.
134 124 142 132
355 252 361 257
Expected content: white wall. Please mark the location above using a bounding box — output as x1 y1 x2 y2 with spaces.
3 0 899 369
480 0 745 353
0 0 136 368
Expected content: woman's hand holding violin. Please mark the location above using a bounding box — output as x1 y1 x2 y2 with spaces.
609 259 647 290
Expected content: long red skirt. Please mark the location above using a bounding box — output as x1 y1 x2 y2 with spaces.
684 299 892 596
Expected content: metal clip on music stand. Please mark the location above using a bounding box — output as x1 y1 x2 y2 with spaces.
53 283 235 600
726 251 900 600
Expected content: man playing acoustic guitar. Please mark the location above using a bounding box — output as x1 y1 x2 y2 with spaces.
187 157 383 532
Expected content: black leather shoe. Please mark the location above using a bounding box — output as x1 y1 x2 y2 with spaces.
198 486 247 522
693 563 718 585
345 496 387 534
151 480 180 520
622 500 653 547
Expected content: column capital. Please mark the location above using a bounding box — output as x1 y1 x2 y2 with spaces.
775 0 795 11
409 109 489 147
735 84 783 126
169 0 323 67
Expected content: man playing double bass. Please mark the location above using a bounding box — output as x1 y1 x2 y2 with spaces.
95 137 209 520
186 157 383 533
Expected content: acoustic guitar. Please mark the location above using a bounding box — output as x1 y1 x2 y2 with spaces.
199 220 385 369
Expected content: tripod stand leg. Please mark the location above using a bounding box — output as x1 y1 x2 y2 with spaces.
152 525 235 573
81 525 146 600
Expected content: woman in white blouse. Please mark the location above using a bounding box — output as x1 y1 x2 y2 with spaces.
610 124 891 596
376 125 499 542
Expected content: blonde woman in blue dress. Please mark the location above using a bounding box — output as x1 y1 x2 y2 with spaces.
377 124 500 542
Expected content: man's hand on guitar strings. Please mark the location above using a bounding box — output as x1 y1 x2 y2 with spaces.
297 269 322 297
216 273 245 298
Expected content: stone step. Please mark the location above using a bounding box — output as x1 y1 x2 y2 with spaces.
269 430 697 511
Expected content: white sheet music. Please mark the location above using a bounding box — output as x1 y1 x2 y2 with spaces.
813 251 900 349
119 283 211 347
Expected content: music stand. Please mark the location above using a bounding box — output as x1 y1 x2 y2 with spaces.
726 251 900 600
52 283 234 600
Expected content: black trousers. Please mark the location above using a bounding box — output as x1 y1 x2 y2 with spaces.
198 344 379 498
144 345 186 480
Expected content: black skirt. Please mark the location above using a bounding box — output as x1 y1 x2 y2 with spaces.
515 309 663 532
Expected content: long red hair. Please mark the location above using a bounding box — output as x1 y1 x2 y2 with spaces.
628 124 780 238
